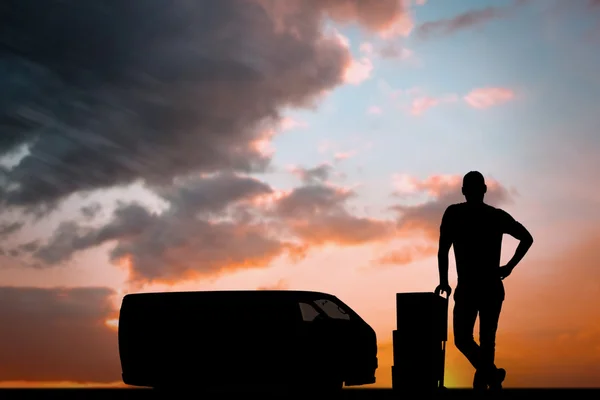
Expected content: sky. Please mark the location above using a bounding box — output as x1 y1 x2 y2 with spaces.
1 0 600 389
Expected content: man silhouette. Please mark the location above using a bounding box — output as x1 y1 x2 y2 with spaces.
435 171 533 391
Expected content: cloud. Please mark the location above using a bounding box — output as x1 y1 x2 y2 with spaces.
290 163 334 184
259 0 412 36
367 106 383 115
272 183 396 246
0 287 119 383
30 173 296 285
22 168 394 285
378 43 414 60
343 57 374 85
0 0 409 213
410 94 458 116
402 87 515 115
359 42 375 55
80 203 102 220
334 151 357 161
415 6 512 39
464 87 516 109
257 279 289 290
374 244 437 266
0 221 24 239
391 174 514 240
359 41 413 61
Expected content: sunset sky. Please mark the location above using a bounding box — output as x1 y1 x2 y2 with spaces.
1 0 600 389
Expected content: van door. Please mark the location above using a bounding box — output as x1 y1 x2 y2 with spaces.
296 297 376 385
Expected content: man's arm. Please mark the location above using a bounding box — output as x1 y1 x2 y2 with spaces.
501 210 534 271
437 207 454 288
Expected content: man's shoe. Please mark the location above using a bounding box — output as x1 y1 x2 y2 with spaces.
489 368 506 391
473 369 487 391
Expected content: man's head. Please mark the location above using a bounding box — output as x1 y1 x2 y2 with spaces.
462 171 487 203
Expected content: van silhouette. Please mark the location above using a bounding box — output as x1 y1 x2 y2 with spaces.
118 290 378 392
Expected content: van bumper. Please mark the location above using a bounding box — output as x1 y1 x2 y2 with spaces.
344 356 378 386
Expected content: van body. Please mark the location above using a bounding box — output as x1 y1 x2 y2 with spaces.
118 290 378 391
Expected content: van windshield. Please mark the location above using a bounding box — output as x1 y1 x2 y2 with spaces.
299 299 351 321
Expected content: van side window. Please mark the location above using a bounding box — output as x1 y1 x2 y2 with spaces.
299 302 320 322
313 299 351 320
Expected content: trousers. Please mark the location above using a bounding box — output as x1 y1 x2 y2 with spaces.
453 283 504 374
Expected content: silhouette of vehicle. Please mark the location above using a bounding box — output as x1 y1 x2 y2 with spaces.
118 290 378 392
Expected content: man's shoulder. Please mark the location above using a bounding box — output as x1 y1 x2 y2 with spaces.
447 203 511 217
446 202 466 213
486 204 512 217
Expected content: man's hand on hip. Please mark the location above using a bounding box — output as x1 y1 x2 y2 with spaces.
499 265 514 280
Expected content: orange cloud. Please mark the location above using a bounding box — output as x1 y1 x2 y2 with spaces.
257 279 289 290
391 173 513 240
263 0 413 35
464 87 516 109
374 244 438 266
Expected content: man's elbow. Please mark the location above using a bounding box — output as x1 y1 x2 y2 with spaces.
522 232 534 246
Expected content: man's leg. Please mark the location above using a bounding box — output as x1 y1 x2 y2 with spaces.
452 296 479 369
479 296 504 388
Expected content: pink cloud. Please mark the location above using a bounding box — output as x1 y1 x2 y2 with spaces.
332 30 373 85
367 105 383 115
279 117 308 131
344 56 374 85
334 151 357 161
410 94 458 116
464 87 515 109
359 42 374 54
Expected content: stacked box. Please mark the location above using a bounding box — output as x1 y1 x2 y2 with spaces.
391 292 448 391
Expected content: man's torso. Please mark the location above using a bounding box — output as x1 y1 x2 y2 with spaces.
446 202 507 290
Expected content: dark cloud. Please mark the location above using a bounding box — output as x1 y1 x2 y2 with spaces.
415 4 520 39
0 0 360 211
291 163 333 184
0 0 413 214
31 173 292 284
273 183 396 246
80 203 102 220
22 171 516 284
0 221 23 238
0 286 119 382
25 170 394 284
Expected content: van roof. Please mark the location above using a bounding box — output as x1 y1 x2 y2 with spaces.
123 290 335 300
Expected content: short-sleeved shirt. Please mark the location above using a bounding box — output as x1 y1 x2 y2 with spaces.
440 202 517 291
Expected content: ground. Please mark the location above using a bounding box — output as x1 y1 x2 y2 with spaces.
1 389 599 399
